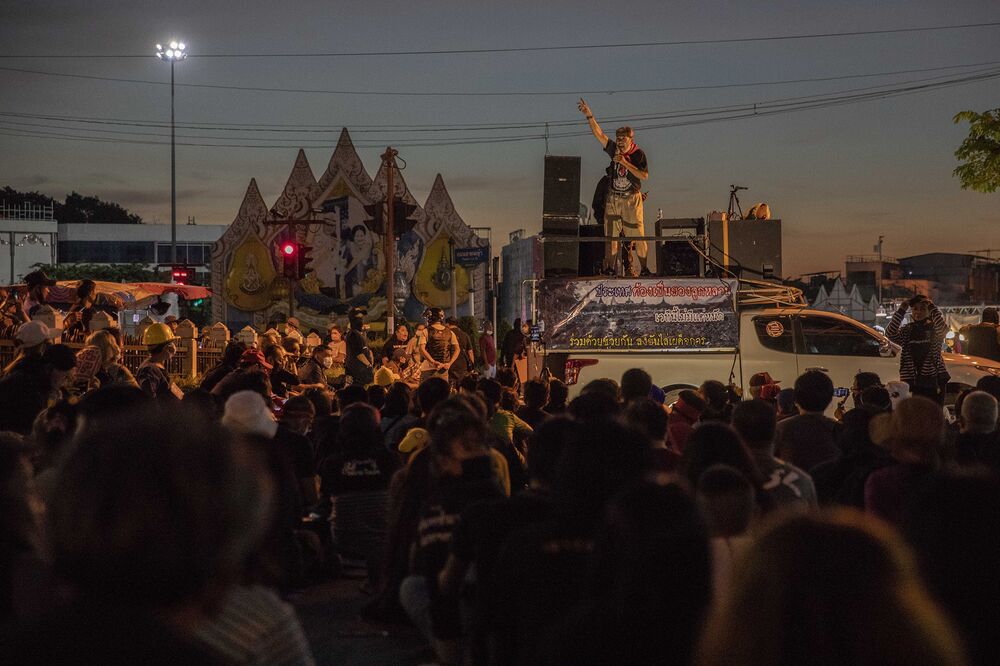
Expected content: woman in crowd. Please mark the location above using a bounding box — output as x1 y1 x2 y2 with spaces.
85 329 137 388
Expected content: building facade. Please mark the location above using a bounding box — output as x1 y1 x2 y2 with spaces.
0 202 58 285
57 222 228 282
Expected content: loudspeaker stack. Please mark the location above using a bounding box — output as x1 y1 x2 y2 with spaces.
542 156 581 278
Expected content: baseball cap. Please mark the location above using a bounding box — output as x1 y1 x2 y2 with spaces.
749 372 779 387
16 320 61 347
286 316 301 329
23 270 56 288
240 348 273 370
398 427 430 454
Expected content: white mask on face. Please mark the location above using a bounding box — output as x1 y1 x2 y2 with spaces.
321 356 334 368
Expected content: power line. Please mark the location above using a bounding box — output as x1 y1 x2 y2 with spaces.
2 67 997 149
2 58 999 97
3 62 997 137
2 20 999 59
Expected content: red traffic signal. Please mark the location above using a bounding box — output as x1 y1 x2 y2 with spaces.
278 240 299 279
171 265 192 285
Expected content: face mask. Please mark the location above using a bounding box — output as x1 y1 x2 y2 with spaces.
321 356 334 368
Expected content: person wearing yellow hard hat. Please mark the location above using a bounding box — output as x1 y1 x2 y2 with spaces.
136 322 183 402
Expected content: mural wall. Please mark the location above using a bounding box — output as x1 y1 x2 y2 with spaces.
210 130 488 332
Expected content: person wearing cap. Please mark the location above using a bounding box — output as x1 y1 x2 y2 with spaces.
19 270 57 321
2 320 61 377
748 372 781 401
419 308 459 385
578 98 650 277
345 306 375 387
136 323 183 402
0 335 75 435
163 315 179 333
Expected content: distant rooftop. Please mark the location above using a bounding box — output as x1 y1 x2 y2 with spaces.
846 254 898 264
0 201 54 222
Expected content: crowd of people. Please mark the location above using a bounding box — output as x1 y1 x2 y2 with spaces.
3 291 1000 664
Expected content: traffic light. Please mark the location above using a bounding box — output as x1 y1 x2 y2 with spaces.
363 202 385 235
171 265 192 285
297 244 313 280
392 197 419 237
279 240 298 279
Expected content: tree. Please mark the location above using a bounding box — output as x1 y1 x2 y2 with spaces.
953 108 1000 193
32 262 157 283
0 186 144 223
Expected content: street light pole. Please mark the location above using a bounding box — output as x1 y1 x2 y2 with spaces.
170 59 176 264
156 40 187 267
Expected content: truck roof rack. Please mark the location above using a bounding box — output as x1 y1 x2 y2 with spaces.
737 278 807 308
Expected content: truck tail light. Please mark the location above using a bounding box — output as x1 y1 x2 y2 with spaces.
564 358 598 385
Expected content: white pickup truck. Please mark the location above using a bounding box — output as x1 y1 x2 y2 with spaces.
536 280 999 402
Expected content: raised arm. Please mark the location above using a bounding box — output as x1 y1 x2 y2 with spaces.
886 303 909 345
578 98 608 147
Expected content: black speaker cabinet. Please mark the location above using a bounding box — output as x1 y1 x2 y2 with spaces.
578 224 605 277
659 239 703 276
542 214 579 236
707 218 782 280
544 237 579 278
543 156 581 218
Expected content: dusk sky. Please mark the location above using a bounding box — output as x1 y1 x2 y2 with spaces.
2 0 998 278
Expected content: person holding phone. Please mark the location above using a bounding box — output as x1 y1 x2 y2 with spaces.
886 295 949 403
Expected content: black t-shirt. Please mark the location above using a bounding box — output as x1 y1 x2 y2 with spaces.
319 444 397 496
414 457 504 639
484 516 597 664
604 138 647 196
382 336 409 364
450 327 473 374
345 328 374 385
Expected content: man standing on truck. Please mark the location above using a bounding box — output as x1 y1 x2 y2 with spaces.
578 98 650 277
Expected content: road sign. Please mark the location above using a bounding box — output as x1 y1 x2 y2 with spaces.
455 246 488 267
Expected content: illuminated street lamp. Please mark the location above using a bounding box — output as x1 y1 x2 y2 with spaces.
156 40 188 264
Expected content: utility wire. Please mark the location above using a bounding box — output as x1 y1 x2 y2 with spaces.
2 64 997 138
1 20 999 59
1 58 998 97
2 68 997 149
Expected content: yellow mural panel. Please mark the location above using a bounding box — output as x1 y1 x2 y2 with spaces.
224 235 277 311
412 236 469 308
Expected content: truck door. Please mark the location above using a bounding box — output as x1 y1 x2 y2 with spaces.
793 313 892 398
747 314 798 390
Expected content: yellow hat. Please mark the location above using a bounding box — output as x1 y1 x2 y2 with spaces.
374 365 397 387
398 427 430 454
142 322 177 347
